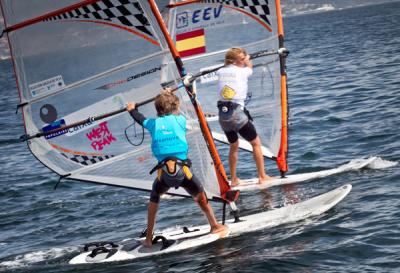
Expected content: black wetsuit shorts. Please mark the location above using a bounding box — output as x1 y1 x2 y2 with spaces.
224 121 258 144
217 101 258 144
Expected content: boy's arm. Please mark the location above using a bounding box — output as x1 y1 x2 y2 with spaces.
126 102 146 126
244 54 253 69
129 109 146 126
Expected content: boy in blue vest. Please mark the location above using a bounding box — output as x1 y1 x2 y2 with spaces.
127 89 228 247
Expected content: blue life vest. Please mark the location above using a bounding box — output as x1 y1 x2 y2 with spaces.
143 114 188 162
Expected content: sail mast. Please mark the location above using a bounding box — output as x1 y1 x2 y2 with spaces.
275 0 289 175
147 0 235 201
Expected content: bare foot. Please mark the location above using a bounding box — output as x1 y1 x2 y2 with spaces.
142 239 152 248
210 224 229 238
258 174 274 184
231 178 244 187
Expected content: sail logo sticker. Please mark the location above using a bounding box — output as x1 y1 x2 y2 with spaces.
95 66 161 90
29 75 65 97
176 12 189 29
66 120 95 136
86 121 116 151
176 6 223 30
200 64 221 83
42 119 68 139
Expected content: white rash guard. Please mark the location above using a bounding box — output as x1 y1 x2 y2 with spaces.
217 64 253 106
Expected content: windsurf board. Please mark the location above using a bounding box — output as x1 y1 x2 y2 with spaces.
69 184 351 264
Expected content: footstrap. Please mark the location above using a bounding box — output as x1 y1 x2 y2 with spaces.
83 241 118 252
88 246 118 259
152 235 175 250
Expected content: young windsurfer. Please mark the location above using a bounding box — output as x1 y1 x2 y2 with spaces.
126 89 228 247
217 47 272 186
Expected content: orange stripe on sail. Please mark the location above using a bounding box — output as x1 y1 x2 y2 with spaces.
75 20 159 46
50 143 104 156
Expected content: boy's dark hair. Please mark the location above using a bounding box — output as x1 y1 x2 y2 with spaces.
154 92 180 116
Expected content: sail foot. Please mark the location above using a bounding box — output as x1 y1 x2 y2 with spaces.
222 190 240 202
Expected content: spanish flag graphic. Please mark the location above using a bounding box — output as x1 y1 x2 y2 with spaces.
176 29 206 58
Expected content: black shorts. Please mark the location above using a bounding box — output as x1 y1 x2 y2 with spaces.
224 121 258 144
150 172 204 203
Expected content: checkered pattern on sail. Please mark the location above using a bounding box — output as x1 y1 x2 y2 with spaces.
43 0 153 37
61 153 115 166
202 0 271 26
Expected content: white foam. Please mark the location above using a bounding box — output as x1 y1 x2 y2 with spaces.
0 247 75 269
365 156 398 169
339 156 397 171
283 4 336 16
314 4 336 12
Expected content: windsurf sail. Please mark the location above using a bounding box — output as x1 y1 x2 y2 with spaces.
165 0 289 175
0 0 232 200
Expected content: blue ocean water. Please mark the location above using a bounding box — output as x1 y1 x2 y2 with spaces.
1 2 400 272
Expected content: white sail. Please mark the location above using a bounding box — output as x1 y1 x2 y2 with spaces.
1 0 227 199
166 0 289 175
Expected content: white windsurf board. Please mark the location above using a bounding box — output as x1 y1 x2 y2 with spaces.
213 131 376 191
232 157 376 191
69 184 352 264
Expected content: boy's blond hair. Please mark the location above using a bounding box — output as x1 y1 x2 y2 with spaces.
224 47 247 65
154 92 180 116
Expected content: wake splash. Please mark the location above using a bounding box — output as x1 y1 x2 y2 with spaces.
336 156 397 171
283 3 336 16
0 246 76 270
360 156 398 169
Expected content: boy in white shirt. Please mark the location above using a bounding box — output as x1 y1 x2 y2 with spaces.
217 47 271 186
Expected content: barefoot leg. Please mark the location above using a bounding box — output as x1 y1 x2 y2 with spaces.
250 136 272 183
144 201 158 247
229 141 241 186
195 192 227 234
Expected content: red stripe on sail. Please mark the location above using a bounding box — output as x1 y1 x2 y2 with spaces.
176 29 205 41
179 47 206 58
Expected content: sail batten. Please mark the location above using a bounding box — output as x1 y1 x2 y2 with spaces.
23 50 169 105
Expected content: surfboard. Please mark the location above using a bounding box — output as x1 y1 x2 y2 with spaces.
232 157 376 191
69 184 352 264
213 126 375 191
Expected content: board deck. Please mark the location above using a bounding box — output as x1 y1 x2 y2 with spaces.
213 130 375 191
69 184 352 264
231 157 376 191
